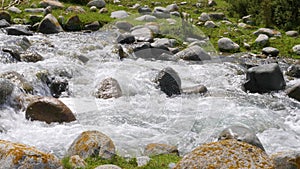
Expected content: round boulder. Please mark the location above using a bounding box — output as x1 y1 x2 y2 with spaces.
94 77 122 99
218 37 240 52
144 143 179 156
174 139 274 169
67 130 116 159
155 67 181 97
25 97 76 124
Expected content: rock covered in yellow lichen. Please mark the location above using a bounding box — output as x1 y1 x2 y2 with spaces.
68 155 86 169
67 130 116 159
0 139 62 169
175 139 274 169
144 143 179 156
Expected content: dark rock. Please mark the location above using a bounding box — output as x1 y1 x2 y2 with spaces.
84 21 100 31
208 12 225 20
0 71 33 93
138 6 152 14
134 47 172 60
44 6 52 15
39 0 64 9
29 15 43 24
20 51 44 62
286 64 300 78
151 38 175 48
144 143 179 156
131 42 151 52
181 85 207 95
87 0 106 9
67 130 116 159
38 14 63 34
0 19 10 28
6 26 33 36
198 12 210 22
208 0 217 7
271 151 300 169
131 27 153 42
218 125 265 151
174 45 211 61
286 83 300 102
262 47 279 57
0 11 11 23
117 33 135 44
166 4 179 12
243 63 286 93
24 8 45 13
0 78 14 104
38 73 69 98
115 21 133 32
25 96 76 123
65 15 82 31
153 7 170 18
94 78 122 99
110 10 129 19
155 67 181 97
2 48 21 61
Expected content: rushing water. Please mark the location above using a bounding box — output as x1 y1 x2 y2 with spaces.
0 26 299 158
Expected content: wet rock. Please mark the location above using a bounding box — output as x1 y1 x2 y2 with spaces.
115 21 133 32
292 44 300 55
175 139 274 169
84 21 100 31
39 0 64 9
94 77 122 99
0 78 14 104
24 8 45 13
65 15 82 31
144 143 179 156
181 85 208 95
262 47 279 57
138 6 152 14
135 15 157 22
243 63 286 93
6 26 33 36
0 71 33 93
174 45 211 61
218 125 265 151
117 33 135 44
38 14 63 34
67 130 116 159
198 12 210 22
25 96 76 123
131 27 153 42
286 30 298 37
110 10 129 19
8 6 22 14
255 34 269 47
0 140 62 168
166 4 179 12
29 15 43 24
271 151 300 169
20 51 44 62
87 0 106 9
208 12 225 20
95 164 122 169
0 11 11 22
0 19 10 28
69 155 86 169
66 6 86 13
286 64 300 78
218 37 240 52
137 156 151 167
286 83 300 102
2 48 21 61
253 28 281 37
155 67 181 97
204 20 216 28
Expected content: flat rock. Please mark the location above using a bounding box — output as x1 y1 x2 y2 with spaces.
262 47 279 57
218 37 239 52
6 26 32 36
110 10 129 19
285 30 298 37
39 0 64 9
253 28 281 37
24 8 45 13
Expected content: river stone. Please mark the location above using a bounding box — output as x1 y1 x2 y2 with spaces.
94 164 122 169
115 21 133 32
271 151 300 169
144 143 179 156
286 83 300 102
0 11 11 23
39 0 64 9
65 15 82 31
24 8 45 13
131 27 153 42
198 12 210 22
138 6 152 14
6 26 33 36
175 139 274 169
135 15 157 22
46 76 69 98
262 47 279 57
254 34 269 47
174 45 211 61
0 71 33 93
66 6 86 13
218 125 265 151
38 14 63 34
25 96 76 123
285 30 298 37
84 21 100 31
0 78 14 104
67 130 116 159
110 10 129 19
117 33 135 44
155 67 181 97
253 28 281 37
20 51 44 62
218 37 240 52
166 4 179 12
204 20 216 28
69 155 86 169
208 12 225 20
0 140 62 169
8 6 22 14
95 77 122 99
0 19 10 28
292 45 300 55
286 64 300 78
181 85 208 95
87 0 106 9
243 63 286 93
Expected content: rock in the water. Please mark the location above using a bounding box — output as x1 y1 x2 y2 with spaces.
292 44 300 55
117 33 135 44
67 130 116 159
254 28 281 37
262 47 279 57
135 15 157 22
65 15 82 31
243 63 286 93
20 51 44 62
69 155 86 169
286 83 300 102
110 10 129 19
0 140 62 168
0 71 33 93
174 139 274 169
131 27 153 42
271 151 300 169
255 34 269 47
155 67 181 97
181 85 207 95
38 14 63 34
94 77 122 99
25 97 76 123
8 6 22 14
84 21 100 31
6 26 33 36
286 64 300 78
39 0 64 9
174 45 211 61
115 21 133 32
0 78 14 104
87 0 106 9
218 125 265 151
0 11 11 22
94 164 122 169
218 37 239 52
0 19 10 28
144 143 179 156
286 30 298 37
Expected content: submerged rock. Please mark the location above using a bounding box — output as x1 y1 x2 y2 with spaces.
67 130 116 159
144 143 179 156
181 85 208 95
38 14 63 34
155 67 181 97
94 77 122 99
25 96 76 123
175 139 274 169
20 51 44 62
0 140 62 168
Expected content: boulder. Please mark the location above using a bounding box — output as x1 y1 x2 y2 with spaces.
144 143 179 156
138 6 152 14
24 8 45 13
84 21 101 31
0 11 11 22
0 78 14 104
117 33 135 44
271 151 300 169
131 27 153 42
286 30 298 37
166 4 179 12
155 67 181 97
6 26 33 36
99 7 108 13
286 64 300 78
25 97 76 123
153 7 170 18
66 6 86 13
204 20 216 28
218 125 265 151
208 12 225 20
254 34 269 47
39 0 64 9
0 71 33 93
110 10 129 19
181 85 207 95
65 15 82 31
292 44 300 55
115 21 133 32
174 139 274 169
94 77 122 99
218 37 240 52
151 38 175 49
90 6 97 12
253 28 281 37
87 0 106 9
243 63 286 93
0 19 10 28
286 83 300 102
67 130 116 159
135 15 157 22
20 51 44 62
38 14 63 34
198 12 210 22
69 155 86 169
174 45 211 61
262 47 279 57
8 6 22 14
95 165 122 169
0 140 62 168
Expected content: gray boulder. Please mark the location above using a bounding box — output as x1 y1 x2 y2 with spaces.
198 12 210 22
0 78 14 104
84 21 100 31
131 27 153 42
117 33 135 44
286 30 298 37
39 0 64 9
286 83 300 102
0 19 10 28
174 45 211 61
292 44 300 55
286 64 300 78
115 21 133 32
262 47 279 57
135 15 157 22
65 15 82 31
254 34 269 47
94 77 122 99
38 14 63 34
87 0 106 9
110 10 129 19
8 6 22 14
243 63 286 93
218 125 265 151
6 26 33 36
0 11 11 22
218 37 239 52
253 28 281 37
155 67 181 97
